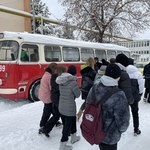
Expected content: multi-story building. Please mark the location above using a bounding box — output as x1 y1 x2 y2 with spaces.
0 0 31 32
116 40 150 63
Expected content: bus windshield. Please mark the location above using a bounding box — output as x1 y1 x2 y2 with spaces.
0 40 19 61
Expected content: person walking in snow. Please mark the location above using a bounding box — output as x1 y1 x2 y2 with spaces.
143 62 150 103
126 58 144 135
38 63 58 137
116 54 143 135
56 66 80 150
77 57 96 120
40 65 63 137
86 64 130 150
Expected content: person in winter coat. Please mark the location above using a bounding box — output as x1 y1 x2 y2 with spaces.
94 57 102 72
86 64 130 150
77 57 96 120
126 58 144 135
143 62 150 103
56 66 81 150
115 54 134 105
94 58 109 84
40 66 63 137
38 63 57 137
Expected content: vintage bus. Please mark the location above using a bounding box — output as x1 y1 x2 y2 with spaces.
0 31 131 101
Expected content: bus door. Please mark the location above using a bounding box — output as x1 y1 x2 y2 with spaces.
18 44 42 101
0 40 20 99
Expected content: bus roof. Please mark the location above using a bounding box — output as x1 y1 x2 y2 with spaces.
0 31 130 52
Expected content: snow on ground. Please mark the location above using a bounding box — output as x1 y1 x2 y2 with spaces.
0 96 150 150
0 97 30 113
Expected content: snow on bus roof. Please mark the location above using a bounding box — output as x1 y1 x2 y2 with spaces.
1 31 130 51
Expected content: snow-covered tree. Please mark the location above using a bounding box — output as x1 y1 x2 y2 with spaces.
60 0 150 42
31 0 55 34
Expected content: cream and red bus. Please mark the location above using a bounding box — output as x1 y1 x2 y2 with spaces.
0 31 131 101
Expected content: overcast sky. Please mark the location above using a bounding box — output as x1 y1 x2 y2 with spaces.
42 0 65 20
42 0 150 40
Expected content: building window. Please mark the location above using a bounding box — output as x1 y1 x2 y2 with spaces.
147 41 149 46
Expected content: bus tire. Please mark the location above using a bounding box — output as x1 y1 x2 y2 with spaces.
29 80 40 102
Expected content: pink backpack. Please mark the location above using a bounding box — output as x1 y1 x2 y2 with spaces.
80 85 119 145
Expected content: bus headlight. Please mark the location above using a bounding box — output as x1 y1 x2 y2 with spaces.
0 79 2 85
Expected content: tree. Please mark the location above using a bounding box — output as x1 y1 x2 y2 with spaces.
60 0 150 43
31 0 55 34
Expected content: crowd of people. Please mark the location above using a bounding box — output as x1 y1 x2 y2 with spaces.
38 54 146 150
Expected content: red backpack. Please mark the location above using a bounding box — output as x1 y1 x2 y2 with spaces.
80 85 119 145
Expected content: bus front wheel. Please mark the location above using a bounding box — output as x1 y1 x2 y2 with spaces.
29 80 40 102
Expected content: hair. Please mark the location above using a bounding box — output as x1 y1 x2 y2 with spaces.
57 66 66 75
94 57 99 61
110 58 116 64
45 63 57 73
47 63 57 73
101 59 109 65
67 65 77 75
86 57 95 68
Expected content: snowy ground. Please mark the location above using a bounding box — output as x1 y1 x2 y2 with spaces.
0 96 150 150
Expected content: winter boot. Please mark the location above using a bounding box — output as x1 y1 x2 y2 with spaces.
39 127 50 138
143 98 147 102
70 133 80 144
38 127 43 134
77 109 83 120
134 129 141 136
56 121 63 127
59 142 73 150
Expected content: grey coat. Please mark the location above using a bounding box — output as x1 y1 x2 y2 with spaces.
86 75 130 145
56 73 80 116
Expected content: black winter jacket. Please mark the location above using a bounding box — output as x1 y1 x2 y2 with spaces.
51 73 60 107
118 70 134 104
143 63 150 88
130 79 141 102
80 66 96 99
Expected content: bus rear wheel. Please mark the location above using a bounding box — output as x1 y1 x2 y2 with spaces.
29 80 40 102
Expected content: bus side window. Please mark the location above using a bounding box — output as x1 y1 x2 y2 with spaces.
21 44 39 62
81 48 94 61
63 47 80 62
107 50 116 60
44 45 61 62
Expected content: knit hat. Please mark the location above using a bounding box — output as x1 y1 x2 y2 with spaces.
67 65 77 75
116 54 129 67
105 64 121 79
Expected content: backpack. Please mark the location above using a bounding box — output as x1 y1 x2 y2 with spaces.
80 84 120 145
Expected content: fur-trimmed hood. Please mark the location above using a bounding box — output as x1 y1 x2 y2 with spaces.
56 73 77 85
